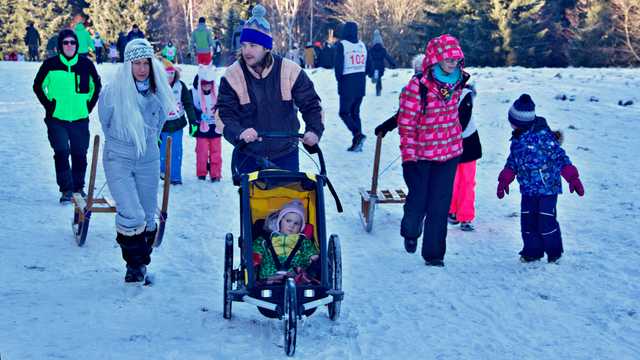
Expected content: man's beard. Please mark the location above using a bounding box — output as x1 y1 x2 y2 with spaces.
247 52 269 70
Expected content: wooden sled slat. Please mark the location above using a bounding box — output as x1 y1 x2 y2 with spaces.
104 196 117 208
359 134 407 232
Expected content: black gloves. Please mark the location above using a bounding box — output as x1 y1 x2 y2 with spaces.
374 112 398 137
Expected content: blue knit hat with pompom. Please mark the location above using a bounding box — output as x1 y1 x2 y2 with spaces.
239 5 272 49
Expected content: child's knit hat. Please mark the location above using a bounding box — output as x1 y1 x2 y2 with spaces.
275 200 306 233
198 63 216 82
160 57 176 73
239 4 272 49
509 94 536 128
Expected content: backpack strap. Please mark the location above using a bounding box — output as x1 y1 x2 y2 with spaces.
414 72 429 115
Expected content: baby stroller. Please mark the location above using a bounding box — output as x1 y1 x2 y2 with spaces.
223 133 343 356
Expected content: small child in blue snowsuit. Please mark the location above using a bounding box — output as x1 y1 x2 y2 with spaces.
497 94 585 263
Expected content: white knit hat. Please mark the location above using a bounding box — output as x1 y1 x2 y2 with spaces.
124 38 154 62
198 64 216 82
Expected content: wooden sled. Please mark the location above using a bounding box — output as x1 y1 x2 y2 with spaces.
71 135 172 247
359 134 407 232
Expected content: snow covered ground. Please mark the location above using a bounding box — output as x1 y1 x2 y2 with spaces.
0 60 639 359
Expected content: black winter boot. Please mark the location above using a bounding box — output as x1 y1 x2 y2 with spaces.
116 232 152 283
125 264 147 283
404 237 418 253
143 225 158 248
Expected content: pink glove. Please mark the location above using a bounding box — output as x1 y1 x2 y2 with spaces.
561 164 584 196
497 168 516 199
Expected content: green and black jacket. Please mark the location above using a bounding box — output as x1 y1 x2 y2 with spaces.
33 53 101 121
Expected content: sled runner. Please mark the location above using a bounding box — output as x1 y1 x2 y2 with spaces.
223 133 344 357
359 134 407 232
71 135 172 247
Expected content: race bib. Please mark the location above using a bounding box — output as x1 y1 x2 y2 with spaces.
342 40 367 75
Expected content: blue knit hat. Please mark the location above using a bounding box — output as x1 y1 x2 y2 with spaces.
239 5 272 49
509 94 536 128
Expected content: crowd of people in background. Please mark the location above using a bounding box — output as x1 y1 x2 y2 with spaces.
7 15 348 70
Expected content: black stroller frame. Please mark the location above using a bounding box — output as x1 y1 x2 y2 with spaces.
223 133 343 356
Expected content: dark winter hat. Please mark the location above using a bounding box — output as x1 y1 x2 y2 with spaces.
341 22 358 43
57 29 78 58
508 94 537 128
240 5 272 49
199 17 206 23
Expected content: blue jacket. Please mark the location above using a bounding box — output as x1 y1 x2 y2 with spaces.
505 117 571 196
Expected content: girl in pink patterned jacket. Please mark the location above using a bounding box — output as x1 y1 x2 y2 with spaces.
397 34 470 267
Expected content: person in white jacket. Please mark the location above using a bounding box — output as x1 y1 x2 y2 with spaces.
97 39 175 283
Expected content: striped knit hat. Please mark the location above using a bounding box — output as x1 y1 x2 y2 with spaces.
239 5 272 49
124 38 154 62
508 94 536 128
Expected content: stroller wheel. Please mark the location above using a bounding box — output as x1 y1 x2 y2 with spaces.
283 278 297 356
223 233 234 319
327 234 342 321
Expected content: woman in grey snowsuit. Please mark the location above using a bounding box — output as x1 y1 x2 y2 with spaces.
98 39 176 282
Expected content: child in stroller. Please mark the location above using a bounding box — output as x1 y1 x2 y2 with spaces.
252 199 320 285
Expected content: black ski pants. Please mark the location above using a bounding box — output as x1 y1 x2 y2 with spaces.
520 195 563 260
45 118 89 193
401 157 459 261
338 95 363 138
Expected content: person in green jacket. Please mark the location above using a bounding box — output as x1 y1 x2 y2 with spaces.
74 21 94 59
161 41 177 62
252 200 320 285
191 17 214 65
32 29 102 203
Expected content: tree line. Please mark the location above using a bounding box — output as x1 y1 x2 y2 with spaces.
1 0 638 67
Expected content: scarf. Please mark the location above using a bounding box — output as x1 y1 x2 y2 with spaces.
432 65 462 101
135 79 150 96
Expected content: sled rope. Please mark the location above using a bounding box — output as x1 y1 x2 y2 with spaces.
378 154 401 178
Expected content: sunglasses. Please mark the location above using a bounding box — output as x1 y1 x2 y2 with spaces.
62 40 77 46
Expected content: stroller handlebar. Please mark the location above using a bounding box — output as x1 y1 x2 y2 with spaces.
231 132 326 179
231 132 343 214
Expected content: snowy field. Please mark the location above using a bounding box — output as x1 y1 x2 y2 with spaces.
0 60 639 359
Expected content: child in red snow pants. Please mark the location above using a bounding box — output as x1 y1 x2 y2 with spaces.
449 160 477 222
196 137 221 180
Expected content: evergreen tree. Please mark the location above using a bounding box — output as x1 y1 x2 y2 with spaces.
0 0 70 59
85 0 159 46
414 0 503 66
32 0 73 57
223 8 240 51
569 0 617 66
0 0 32 56
536 0 577 67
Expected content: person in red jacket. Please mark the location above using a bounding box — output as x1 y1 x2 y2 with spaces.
397 34 470 267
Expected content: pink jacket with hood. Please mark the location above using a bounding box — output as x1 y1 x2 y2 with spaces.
397 34 469 162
